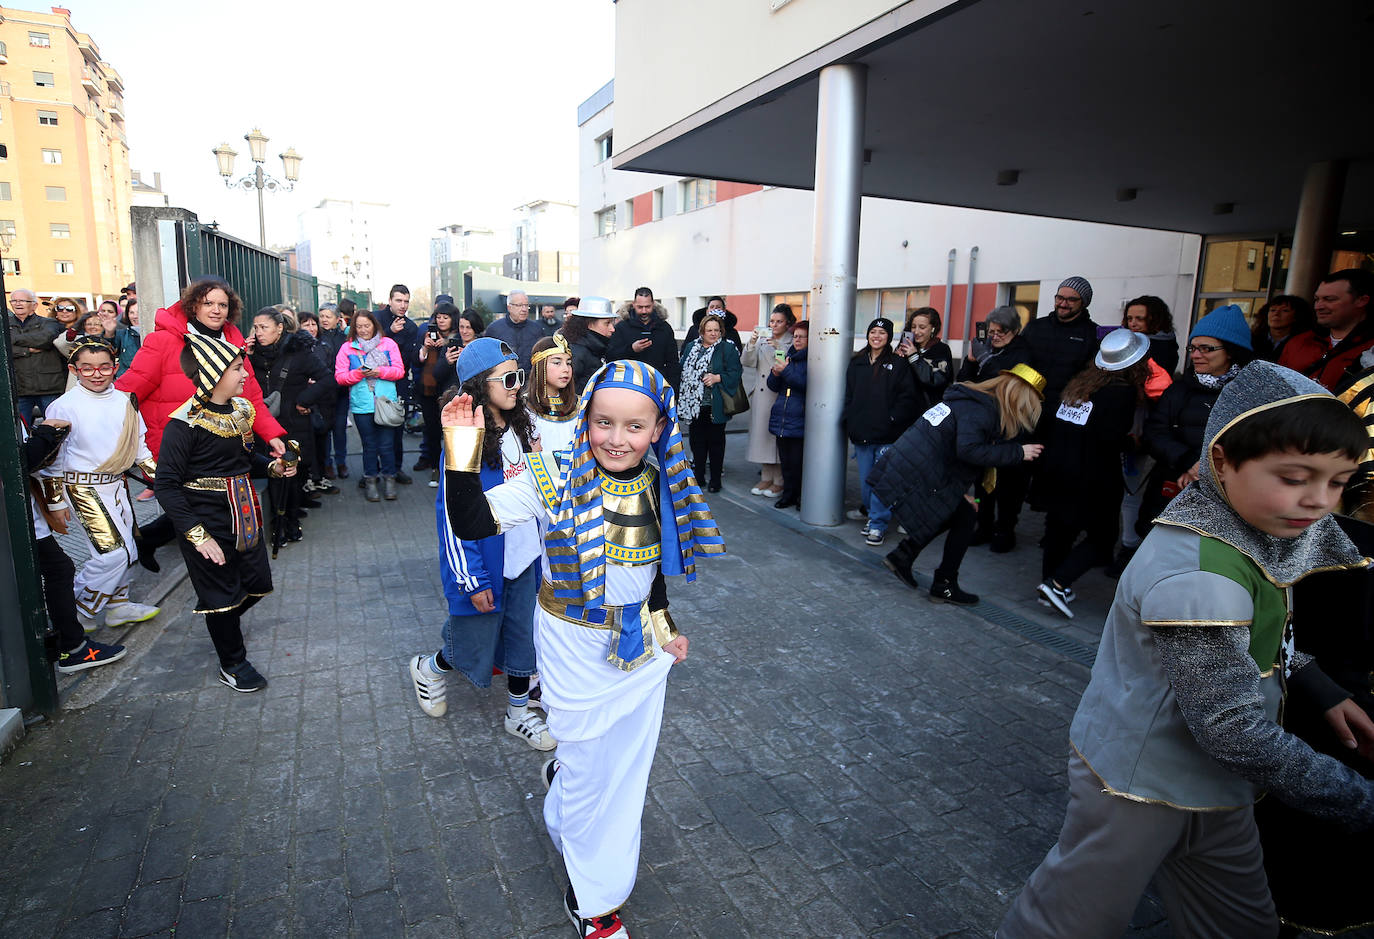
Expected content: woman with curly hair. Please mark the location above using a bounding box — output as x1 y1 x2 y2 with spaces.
407 338 554 751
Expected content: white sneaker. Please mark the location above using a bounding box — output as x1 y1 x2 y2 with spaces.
1037 581 1075 619
845 508 868 521
104 601 159 627
505 706 557 751
408 654 447 717
865 528 886 547
859 522 872 537
301 479 316 493
78 610 102 633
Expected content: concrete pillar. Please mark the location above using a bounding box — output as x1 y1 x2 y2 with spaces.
801 64 866 527
1284 160 1347 299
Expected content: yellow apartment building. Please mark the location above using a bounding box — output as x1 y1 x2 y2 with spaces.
0 5 132 307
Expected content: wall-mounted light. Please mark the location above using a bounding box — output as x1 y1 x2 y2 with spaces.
996 169 1020 186
1212 202 1235 215
1115 187 1138 202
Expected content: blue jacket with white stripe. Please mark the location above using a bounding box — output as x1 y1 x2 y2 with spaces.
435 458 511 616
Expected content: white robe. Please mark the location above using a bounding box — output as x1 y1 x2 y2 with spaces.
483 465 673 916
41 384 150 614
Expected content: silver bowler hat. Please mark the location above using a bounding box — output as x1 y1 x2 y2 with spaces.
574 296 619 319
1094 327 1151 371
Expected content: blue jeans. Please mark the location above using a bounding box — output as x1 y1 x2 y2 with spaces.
354 411 397 477
853 443 893 532
18 394 59 423
326 390 349 468
442 561 539 687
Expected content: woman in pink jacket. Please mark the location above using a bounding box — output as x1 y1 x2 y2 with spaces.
335 309 406 502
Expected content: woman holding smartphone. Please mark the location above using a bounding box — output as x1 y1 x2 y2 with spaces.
740 303 796 496
335 310 406 502
895 307 953 414
414 301 463 485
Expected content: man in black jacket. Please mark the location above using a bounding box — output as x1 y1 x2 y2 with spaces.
378 284 419 483
483 290 543 372
10 289 66 421
606 287 680 387
1021 276 1100 415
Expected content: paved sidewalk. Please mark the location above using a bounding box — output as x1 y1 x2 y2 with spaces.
0 431 1314 938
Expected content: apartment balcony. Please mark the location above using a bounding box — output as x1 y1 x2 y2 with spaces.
86 101 107 128
108 95 124 121
104 66 123 92
0 81 10 99
81 67 101 95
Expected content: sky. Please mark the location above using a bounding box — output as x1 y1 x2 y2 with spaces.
66 0 615 294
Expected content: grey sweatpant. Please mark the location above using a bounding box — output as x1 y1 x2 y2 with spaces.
999 751 1278 939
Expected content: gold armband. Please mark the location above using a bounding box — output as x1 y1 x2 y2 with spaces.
40 477 67 510
135 457 158 481
650 608 680 646
185 524 213 547
442 426 485 473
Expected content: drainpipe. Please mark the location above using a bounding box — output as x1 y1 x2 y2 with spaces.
943 249 956 321
960 246 979 357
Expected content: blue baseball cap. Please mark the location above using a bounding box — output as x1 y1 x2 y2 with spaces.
456 337 517 384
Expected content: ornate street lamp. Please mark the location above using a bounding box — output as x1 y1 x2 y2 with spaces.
212 128 303 248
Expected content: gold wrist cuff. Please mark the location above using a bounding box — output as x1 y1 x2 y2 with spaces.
443 426 485 473
135 457 158 480
40 477 67 508
650 608 680 646
185 524 213 547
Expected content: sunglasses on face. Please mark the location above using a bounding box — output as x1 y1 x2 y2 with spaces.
55 306 76 313
485 368 525 390
1186 343 1224 354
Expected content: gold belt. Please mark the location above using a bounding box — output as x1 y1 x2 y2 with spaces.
64 471 120 485
537 581 636 631
184 474 249 492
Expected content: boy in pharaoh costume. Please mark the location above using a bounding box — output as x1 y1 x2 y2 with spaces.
439 360 724 939
40 335 160 629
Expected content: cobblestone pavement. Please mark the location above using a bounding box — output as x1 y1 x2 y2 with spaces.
2 430 1344 938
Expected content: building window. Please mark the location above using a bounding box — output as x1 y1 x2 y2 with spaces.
33 71 55 88
879 287 932 322
45 185 66 201
1005 282 1040 324
50 222 70 238
0 182 9 200
54 260 75 275
595 133 613 163
2 258 19 275
624 200 636 228
680 178 717 213
42 148 62 165
652 188 664 221
29 31 51 48
0 220 14 237
38 110 59 127
595 206 616 237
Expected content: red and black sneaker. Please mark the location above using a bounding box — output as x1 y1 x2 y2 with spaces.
564 886 629 939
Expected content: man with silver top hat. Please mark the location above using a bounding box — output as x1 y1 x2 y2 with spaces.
560 296 620 393
1033 328 1153 618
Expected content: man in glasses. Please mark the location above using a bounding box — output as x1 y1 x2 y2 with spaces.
1021 276 1101 416
9 288 67 421
483 289 542 374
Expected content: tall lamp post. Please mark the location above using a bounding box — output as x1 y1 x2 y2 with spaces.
212 128 303 248
331 254 362 299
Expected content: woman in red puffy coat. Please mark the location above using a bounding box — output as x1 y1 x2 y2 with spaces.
117 277 286 459
115 277 286 571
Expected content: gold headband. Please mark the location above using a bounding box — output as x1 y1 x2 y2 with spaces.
531 333 571 367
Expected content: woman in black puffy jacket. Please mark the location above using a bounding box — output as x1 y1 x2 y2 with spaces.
870 366 1045 605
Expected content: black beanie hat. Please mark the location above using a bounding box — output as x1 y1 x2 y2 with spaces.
866 318 894 340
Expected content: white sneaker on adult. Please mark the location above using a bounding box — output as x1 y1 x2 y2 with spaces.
505 706 557 751
845 508 868 521
408 654 448 717
104 601 159 627
750 485 767 496
78 610 102 633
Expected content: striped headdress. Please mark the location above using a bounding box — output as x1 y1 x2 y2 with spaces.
184 331 244 398
544 360 725 609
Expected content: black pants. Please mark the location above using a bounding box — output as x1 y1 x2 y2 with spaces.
204 595 261 668
896 499 979 580
976 462 1030 535
1043 486 1123 584
688 419 726 488
777 436 804 502
419 394 441 466
34 535 82 653
310 428 329 482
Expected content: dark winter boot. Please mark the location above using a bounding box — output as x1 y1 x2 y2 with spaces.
363 476 381 502
929 572 978 605
382 476 398 501
882 538 920 590
133 514 174 573
989 529 1016 554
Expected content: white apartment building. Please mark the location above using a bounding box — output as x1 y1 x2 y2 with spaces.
296 198 397 300
505 199 579 286
579 81 1202 347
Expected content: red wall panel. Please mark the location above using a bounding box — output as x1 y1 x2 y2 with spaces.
716 182 764 203
725 294 762 331
927 283 999 340
631 192 654 228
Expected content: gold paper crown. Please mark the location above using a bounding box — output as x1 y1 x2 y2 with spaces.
65 334 116 363
1002 362 1047 397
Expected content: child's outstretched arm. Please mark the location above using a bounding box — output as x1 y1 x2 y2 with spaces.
440 393 543 539
1153 621 1374 829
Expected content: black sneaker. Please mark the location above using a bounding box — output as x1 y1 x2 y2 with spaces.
218 660 268 693
56 639 126 674
929 575 978 605
412 457 432 471
565 885 628 939
393 470 413 485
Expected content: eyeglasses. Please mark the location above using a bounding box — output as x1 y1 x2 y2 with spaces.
508 303 530 309
486 368 525 390
1053 294 1082 305
74 363 116 377
1186 343 1224 354
985 326 1010 337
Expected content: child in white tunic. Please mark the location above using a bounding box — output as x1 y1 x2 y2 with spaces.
40 336 160 629
440 359 724 939
528 333 579 455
